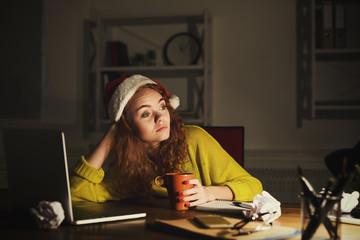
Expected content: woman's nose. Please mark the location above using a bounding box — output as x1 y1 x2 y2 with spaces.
154 111 164 123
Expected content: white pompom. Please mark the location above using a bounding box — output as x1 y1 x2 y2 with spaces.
169 95 180 109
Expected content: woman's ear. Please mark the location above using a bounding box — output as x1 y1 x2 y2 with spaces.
120 114 131 130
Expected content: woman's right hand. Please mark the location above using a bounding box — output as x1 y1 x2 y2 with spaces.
85 122 118 170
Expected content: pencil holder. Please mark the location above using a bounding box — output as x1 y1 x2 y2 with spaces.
300 194 341 240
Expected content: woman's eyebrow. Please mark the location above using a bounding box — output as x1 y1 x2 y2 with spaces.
136 104 150 112
136 98 165 112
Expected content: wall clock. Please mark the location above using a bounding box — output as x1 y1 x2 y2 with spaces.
163 32 202 65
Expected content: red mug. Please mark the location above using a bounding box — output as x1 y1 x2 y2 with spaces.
155 173 194 210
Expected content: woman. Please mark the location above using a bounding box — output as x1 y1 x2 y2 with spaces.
71 74 262 206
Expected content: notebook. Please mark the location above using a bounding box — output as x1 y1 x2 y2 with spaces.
152 217 301 240
196 200 252 215
3 128 146 225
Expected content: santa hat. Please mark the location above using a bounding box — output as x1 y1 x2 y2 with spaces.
105 74 180 122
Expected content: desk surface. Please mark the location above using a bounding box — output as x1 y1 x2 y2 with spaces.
1 190 359 240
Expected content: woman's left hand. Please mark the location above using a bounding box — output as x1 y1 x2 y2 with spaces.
178 179 215 207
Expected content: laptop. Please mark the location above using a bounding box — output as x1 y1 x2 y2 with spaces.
3 128 146 225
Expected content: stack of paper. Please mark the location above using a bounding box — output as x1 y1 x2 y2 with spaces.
196 200 252 215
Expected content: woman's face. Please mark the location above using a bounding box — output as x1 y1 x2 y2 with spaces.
127 87 171 149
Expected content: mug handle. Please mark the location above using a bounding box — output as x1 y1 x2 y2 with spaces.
154 176 164 187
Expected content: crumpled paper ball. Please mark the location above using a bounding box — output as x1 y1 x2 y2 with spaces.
30 201 65 229
319 189 359 213
341 191 359 213
251 191 281 223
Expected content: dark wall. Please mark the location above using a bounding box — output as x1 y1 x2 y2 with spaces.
0 0 42 119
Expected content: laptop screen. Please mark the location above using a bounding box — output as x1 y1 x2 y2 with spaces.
3 129 73 222
3 128 146 225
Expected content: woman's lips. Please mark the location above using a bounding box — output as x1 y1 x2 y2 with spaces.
156 126 168 132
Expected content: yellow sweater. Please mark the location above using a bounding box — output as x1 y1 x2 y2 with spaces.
70 125 262 202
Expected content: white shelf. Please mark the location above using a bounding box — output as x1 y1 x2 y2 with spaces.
84 11 212 138
99 65 204 77
296 0 360 127
315 48 360 61
315 48 360 54
96 11 205 25
315 105 360 110
100 64 203 72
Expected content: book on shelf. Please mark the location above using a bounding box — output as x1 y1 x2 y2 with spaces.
106 41 130 67
322 0 334 49
315 4 323 49
316 1 347 49
334 2 345 48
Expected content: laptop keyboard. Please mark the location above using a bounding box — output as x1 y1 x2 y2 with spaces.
70 201 146 223
73 206 107 219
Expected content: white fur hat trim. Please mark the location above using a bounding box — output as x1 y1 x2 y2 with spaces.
108 74 180 122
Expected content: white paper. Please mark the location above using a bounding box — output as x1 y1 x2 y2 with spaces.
30 201 65 229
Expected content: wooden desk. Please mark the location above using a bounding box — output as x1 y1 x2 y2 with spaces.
1 193 359 240
276 203 360 240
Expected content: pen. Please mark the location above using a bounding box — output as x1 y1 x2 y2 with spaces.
233 202 253 210
254 211 277 219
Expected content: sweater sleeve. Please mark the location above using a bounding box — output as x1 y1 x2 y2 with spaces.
185 125 263 202
70 156 117 202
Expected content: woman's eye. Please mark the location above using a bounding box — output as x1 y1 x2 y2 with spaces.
142 112 150 118
160 105 166 110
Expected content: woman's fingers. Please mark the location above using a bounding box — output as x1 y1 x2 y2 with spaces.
178 179 208 206
179 178 200 196
184 178 200 186
180 187 197 197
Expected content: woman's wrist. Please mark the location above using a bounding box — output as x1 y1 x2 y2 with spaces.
204 186 233 202
86 123 117 170
106 123 117 139
204 186 216 202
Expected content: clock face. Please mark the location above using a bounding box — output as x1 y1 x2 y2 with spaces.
164 33 201 65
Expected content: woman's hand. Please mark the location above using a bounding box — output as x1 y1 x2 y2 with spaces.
85 123 118 170
178 179 234 207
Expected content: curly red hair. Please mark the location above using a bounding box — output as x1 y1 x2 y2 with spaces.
111 84 187 196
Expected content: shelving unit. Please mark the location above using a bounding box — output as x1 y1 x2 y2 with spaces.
83 11 212 139
296 0 360 128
